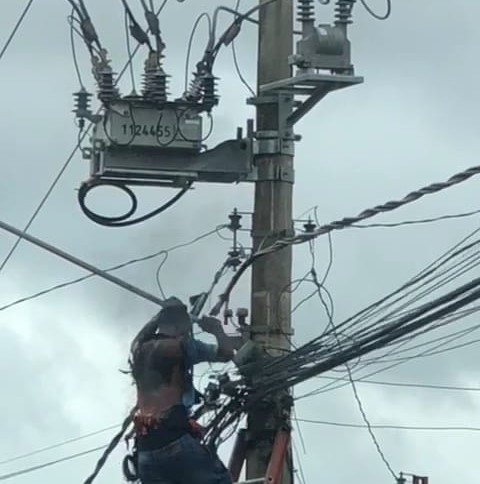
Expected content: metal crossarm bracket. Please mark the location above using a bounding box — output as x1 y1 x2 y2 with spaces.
85 135 257 187
260 71 363 127
246 6 364 145
83 98 259 187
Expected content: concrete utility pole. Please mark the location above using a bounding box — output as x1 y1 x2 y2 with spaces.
247 0 294 482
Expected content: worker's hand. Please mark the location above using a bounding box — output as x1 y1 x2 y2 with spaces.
197 316 223 335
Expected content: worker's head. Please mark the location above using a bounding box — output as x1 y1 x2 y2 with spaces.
153 297 192 336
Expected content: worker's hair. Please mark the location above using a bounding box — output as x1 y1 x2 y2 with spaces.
153 304 192 332
126 302 191 383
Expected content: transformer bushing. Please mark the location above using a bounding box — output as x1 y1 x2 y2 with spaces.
97 68 119 104
296 0 315 23
143 66 169 103
201 73 219 110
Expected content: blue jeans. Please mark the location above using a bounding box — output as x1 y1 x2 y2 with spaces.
137 433 232 484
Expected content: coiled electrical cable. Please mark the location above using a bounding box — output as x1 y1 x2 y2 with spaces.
77 179 192 227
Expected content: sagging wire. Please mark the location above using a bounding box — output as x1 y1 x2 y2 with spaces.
184 13 213 93
0 445 107 482
0 425 118 467
310 267 398 480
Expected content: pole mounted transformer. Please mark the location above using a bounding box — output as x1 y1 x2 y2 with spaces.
71 0 362 204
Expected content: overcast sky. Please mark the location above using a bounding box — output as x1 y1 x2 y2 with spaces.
1 0 480 483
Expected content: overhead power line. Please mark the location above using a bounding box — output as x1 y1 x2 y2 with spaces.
296 418 480 433
318 375 480 393
0 425 118 466
0 225 223 313
201 223 480 448
0 445 106 481
0 0 35 62
352 208 480 229
212 163 480 315
0 141 84 275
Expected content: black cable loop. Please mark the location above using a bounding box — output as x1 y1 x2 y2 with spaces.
78 180 193 227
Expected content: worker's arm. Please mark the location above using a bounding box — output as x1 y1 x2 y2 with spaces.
191 316 235 363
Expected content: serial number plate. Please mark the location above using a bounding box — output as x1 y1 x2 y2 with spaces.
120 124 174 138
104 104 203 149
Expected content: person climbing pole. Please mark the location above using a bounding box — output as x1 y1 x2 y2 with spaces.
127 296 235 484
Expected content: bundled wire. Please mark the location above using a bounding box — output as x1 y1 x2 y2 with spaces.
201 226 480 444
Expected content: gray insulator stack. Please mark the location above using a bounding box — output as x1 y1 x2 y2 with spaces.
335 0 355 25
143 65 169 103
186 72 203 102
73 87 93 119
201 73 219 109
98 69 119 104
297 0 315 23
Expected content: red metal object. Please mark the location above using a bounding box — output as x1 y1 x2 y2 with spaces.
228 429 247 481
227 427 291 484
264 428 290 484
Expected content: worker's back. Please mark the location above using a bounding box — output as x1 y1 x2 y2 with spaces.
132 336 185 418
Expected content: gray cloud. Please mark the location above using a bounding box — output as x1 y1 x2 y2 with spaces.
1 0 479 483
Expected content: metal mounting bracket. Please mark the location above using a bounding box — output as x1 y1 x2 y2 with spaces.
85 136 258 187
247 93 301 157
259 71 363 127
